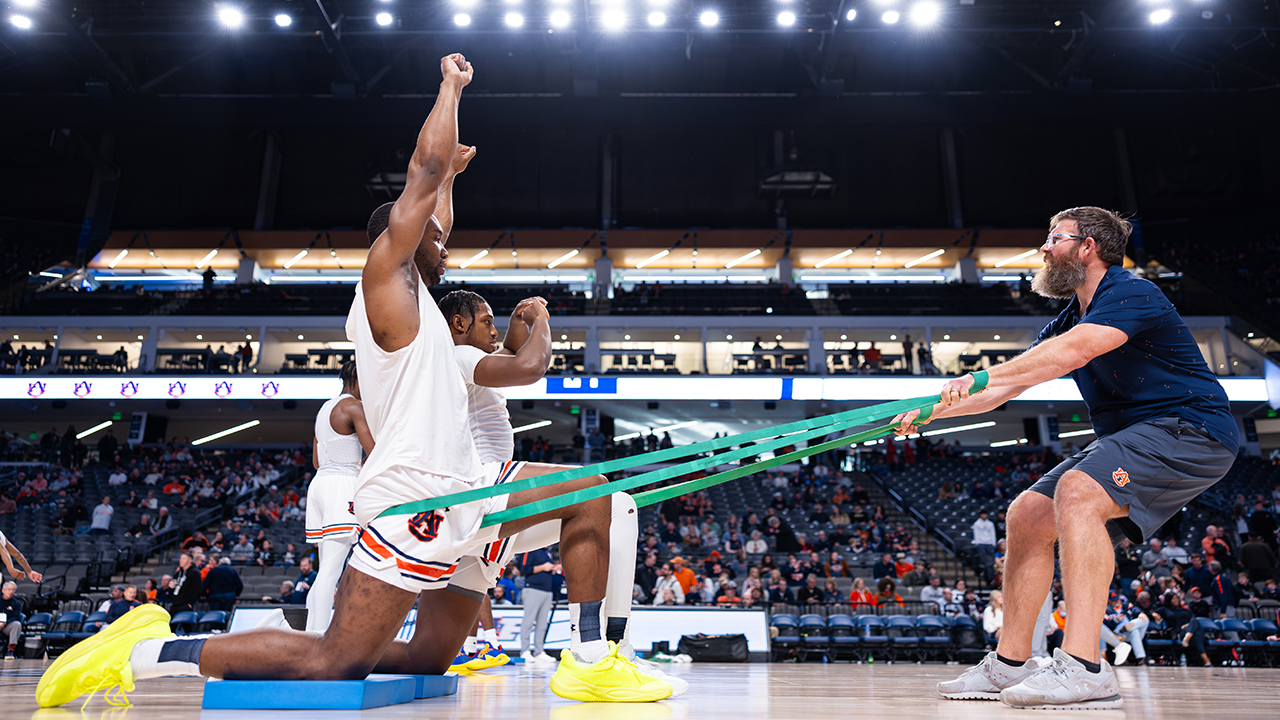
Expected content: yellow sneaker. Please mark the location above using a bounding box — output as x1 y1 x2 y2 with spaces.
549 642 672 703
36 604 175 708
463 641 512 671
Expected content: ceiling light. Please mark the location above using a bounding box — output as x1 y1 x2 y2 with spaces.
882 10 900 24
513 419 553 434
375 12 393 26
297 334 304 340
76 421 114 440
699 10 718 26
550 9 571 26
993 334 1001 340
674 334 681 340
776 11 796 26
647 11 666 26
504 12 524 27
217 6 244 28
1149 8 1172 24
990 439 1026 448
908 1 940 26
560 334 568 340
10 12 31 26
602 8 626 29
726 334 733 340
137 335 144 340
283 249 308 269
246 334 253 339
193 420 262 446
890 334 897 340
196 334 203 340
454 12 472 26
195 249 219 269
624 334 632 340
995 249 1039 268
459 249 489 268
725 249 762 269
547 249 579 268
815 249 853 268
903 248 945 268
14 0 37 7
845 8 857 21
920 420 996 437
775 334 783 340
1058 429 1096 438
97 335 103 340
275 13 292 26
107 249 129 268
635 249 670 269
943 334 950 340
840 334 847 340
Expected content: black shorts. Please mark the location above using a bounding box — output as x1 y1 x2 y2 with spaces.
1029 417 1235 545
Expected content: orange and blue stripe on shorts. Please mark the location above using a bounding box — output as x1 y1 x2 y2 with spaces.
305 523 359 541
357 524 457 586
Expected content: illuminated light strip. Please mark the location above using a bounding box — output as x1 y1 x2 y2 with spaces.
448 275 590 284
39 271 62 278
1058 428 1096 438
920 420 997 437
108 248 129 268
195 249 219 269
76 420 113 439
282 249 309 269
635 249 670 269
903 248 945 269
798 274 946 283
97 274 206 282
725 249 762 269
621 275 768 283
512 419 552 434
994 249 1039 268
267 275 362 283
814 249 853 268
192 419 261 446
547 249 580 269
982 275 1027 282
459 249 490 268
614 419 699 443
990 438 1028 448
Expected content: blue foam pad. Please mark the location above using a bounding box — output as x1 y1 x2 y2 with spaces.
369 674 459 699
201 676 416 710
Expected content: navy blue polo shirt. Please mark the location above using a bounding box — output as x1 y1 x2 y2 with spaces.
520 549 556 593
1032 264 1238 453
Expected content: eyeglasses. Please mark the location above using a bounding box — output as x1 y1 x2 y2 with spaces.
1044 233 1087 249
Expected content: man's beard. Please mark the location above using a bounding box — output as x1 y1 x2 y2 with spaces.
1031 251 1087 299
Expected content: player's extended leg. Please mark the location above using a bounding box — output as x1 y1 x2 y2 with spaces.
1052 470 1127 663
306 537 354 633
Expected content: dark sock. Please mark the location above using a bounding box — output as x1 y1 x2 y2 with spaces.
995 653 1025 667
158 637 208 665
578 600 602 643
1069 653 1101 674
606 617 628 644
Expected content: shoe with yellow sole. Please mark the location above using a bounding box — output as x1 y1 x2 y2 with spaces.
464 641 512 671
549 642 672 703
36 604 175 709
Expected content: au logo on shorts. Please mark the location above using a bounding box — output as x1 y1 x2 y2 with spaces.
1112 468 1130 487
408 510 445 543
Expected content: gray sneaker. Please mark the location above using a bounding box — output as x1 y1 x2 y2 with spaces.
999 648 1123 710
938 651 1044 700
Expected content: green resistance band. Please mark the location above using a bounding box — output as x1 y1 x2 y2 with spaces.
377 370 987 521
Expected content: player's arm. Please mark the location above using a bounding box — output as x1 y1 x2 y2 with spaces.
500 297 548 355
362 54 473 352
312 438 319 470
434 144 477 244
9 543 39 582
334 398 376 458
473 300 553 387
0 544 24 581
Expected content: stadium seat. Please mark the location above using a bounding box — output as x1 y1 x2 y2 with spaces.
948 615 985 662
855 615 889 660
885 615 921 663
826 614 861 662
198 611 231 633
770 614 800 661
798 614 829 661
915 615 953 662
43 611 85 658
72 611 109 642
171 611 201 635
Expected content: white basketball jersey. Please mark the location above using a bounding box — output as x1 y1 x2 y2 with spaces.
453 344 515 464
346 277 483 489
314 393 363 475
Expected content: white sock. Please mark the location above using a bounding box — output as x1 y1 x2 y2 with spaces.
483 628 499 646
463 635 478 654
130 636 210 680
605 493 637 651
569 601 607 664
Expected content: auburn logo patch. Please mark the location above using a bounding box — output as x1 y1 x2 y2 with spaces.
408 510 445 543
1112 468 1130 487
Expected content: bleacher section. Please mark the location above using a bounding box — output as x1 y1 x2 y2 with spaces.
829 283 1061 317
611 284 814 316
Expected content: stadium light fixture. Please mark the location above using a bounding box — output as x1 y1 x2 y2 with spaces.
882 10 900 23
458 249 489 268
920 420 996 437
1149 8 1172 24
725 249 762 269
994 249 1039 268
454 13 472 26
14 0 38 7
513 419 553 434
776 11 796 26
282 249 308 269
647 11 666 26
274 13 292 26
375 12 393 26
909 1 940 26
699 10 719 26
193 420 262 446
107 249 129 268
602 8 626 29
846 8 857 21
195 249 219 269
550 9 571 27
504 12 524 27
9 14 32 28
1058 428 1096 439
990 438 1027 448
547 249 579 269
636 249 670 268
76 421 114 440
216 5 245 28
815 249 853 268
903 248 945 268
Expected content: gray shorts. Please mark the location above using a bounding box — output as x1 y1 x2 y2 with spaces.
1029 416 1235 545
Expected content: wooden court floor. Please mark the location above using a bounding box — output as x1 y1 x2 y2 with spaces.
3 659 1280 720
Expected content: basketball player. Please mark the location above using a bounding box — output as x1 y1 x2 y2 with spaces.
441 289 688 694
895 207 1237 709
0 529 42 584
304 360 371 632
37 53 671 707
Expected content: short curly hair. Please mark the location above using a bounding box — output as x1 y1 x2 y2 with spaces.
1048 206 1133 266
439 290 487 333
367 202 395 245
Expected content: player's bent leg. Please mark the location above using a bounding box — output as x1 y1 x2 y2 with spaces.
374 586 485 676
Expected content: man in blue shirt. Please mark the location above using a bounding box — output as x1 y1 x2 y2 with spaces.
903 207 1238 710
518 547 558 667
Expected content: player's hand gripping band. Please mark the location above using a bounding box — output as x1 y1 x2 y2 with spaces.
376 371 988 524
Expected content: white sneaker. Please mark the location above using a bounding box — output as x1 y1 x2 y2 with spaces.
618 642 689 698
937 651 1045 700
521 650 535 662
1000 648 1123 710
533 652 559 668
1113 642 1131 666
254 608 291 630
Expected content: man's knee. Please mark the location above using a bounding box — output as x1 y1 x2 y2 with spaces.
1053 470 1119 522
304 638 381 680
1007 491 1056 544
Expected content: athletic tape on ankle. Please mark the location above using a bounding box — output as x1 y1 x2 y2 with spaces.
377 371 986 522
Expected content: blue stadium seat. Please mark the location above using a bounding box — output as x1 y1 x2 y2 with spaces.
855 615 889 658
43 611 85 657
199 611 231 633
826 614 861 662
171 611 201 635
916 614 953 662
885 616 921 662
770 614 801 660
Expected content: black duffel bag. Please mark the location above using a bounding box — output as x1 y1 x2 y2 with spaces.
676 633 748 662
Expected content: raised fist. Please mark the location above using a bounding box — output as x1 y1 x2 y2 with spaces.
452 144 477 175
440 53 473 87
